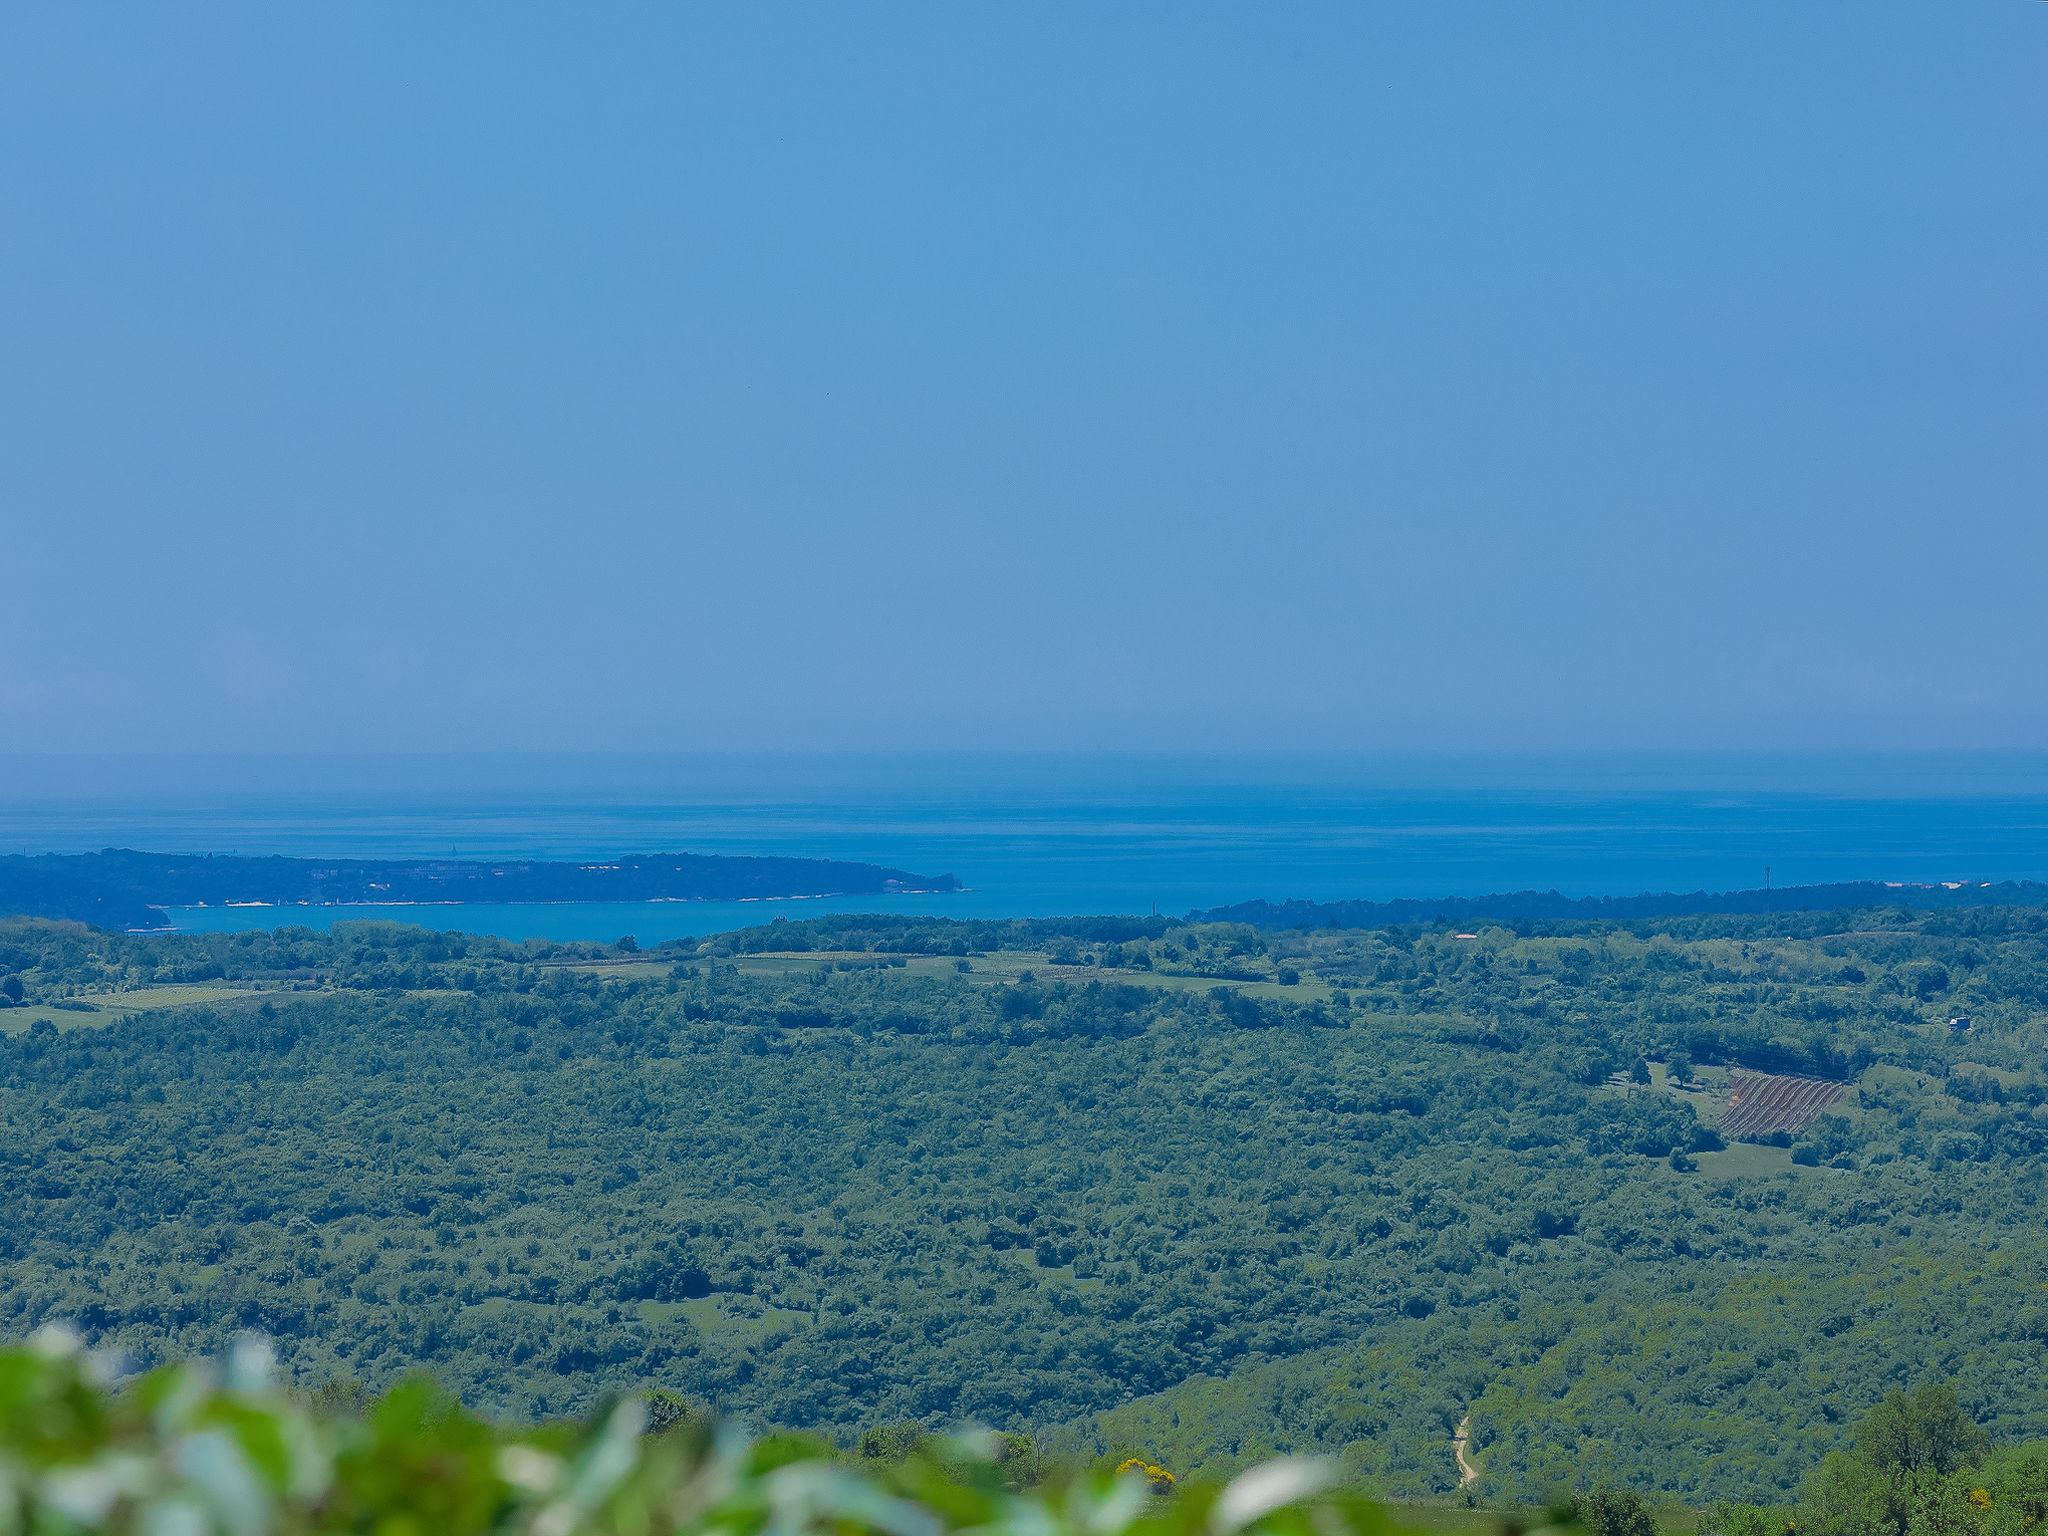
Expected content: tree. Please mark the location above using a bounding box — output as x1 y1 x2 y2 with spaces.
1803 1388 1992 1536
643 1388 703 1436
857 1423 928 1461
1576 1487 1657 1536
1708 1502 1792 1536
1967 1444 2048 1536
1797 1452 1898 1536
1857 1385 1989 1480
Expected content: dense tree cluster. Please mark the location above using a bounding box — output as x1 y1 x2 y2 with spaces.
1709 1384 2048 1536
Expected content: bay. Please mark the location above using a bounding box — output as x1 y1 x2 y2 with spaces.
4 751 2047 943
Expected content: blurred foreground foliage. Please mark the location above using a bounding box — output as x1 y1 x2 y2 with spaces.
0 1329 1517 1536
4 1333 2044 1536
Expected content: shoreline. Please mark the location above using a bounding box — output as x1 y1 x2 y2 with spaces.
136 887 969 934
166 887 965 912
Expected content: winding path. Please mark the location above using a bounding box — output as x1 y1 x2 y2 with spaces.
1452 1414 1479 1487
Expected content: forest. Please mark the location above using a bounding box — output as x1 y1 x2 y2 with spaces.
3 901 2047 1508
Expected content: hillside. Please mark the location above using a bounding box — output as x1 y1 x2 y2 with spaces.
3 904 2046 1503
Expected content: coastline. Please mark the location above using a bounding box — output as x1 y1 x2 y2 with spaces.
181 886 964 912
141 886 971 939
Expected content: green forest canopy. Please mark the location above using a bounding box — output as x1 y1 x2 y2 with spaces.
3 902 2046 1505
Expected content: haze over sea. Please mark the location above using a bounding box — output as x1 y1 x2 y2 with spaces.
5 752 2048 944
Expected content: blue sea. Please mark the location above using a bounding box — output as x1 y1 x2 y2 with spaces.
4 752 2048 943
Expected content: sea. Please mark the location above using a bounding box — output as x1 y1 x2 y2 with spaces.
4 752 2048 944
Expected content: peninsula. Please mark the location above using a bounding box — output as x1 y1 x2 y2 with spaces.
0 848 961 931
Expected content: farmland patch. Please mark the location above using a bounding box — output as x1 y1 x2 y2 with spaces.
1719 1070 1848 1140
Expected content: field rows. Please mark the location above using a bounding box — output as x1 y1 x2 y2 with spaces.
1720 1070 1846 1139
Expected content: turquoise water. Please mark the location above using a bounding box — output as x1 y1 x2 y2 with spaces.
5 753 2048 942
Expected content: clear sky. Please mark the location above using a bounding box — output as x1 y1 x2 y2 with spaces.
3 5 2043 757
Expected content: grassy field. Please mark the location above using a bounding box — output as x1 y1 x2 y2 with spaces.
0 981 470 1034
635 1295 812 1342
1683 1140 1812 1178
559 948 1336 1002
551 958 680 981
0 983 290 1034
937 948 1333 1001
8 950 1329 1038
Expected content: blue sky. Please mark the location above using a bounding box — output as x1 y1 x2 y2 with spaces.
2 4 2042 755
